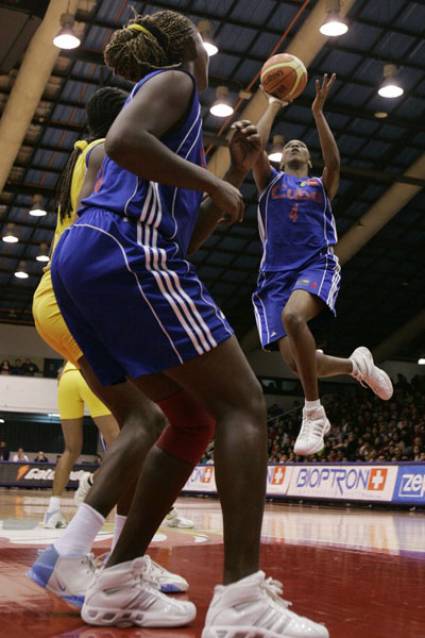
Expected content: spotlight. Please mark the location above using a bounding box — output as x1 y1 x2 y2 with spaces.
378 64 404 98
36 242 50 263
198 19 218 56
2 223 19 243
53 13 81 50
15 261 29 280
320 1 348 37
29 194 47 217
268 135 284 163
210 86 234 118
418 358 425 365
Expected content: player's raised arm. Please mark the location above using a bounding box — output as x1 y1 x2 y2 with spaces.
252 95 287 192
312 73 340 200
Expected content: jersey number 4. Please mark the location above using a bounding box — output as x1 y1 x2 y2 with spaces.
289 204 299 223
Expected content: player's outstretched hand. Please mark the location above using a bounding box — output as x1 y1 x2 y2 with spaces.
208 178 245 225
259 84 289 108
312 73 336 115
230 120 262 173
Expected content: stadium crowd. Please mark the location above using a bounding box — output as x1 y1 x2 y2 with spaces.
202 373 425 464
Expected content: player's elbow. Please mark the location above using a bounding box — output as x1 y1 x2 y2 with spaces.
105 131 127 163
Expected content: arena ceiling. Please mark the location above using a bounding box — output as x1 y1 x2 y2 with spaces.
0 0 424 362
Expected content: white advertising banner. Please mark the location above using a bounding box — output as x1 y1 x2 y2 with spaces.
287 465 397 502
183 464 217 494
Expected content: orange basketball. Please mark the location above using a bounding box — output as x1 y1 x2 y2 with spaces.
260 53 308 102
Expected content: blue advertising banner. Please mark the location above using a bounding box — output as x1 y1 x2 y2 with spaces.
393 464 425 505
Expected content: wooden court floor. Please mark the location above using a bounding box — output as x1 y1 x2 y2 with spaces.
0 490 424 638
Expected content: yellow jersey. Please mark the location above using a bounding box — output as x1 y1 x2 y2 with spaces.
48 138 104 264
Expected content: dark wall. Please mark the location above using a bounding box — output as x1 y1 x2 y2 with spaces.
0 412 98 454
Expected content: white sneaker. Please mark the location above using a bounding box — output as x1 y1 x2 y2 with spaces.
202 570 329 638
350 346 393 400
294 406 330 456
28 545 95 608
149 557 189 593
81 556 196 627
43 509 67 529
74 472 94 505
94 553 189 594
164 507 194 529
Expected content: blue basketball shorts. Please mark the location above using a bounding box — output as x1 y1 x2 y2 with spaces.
252 250 341 350
51 209 233 386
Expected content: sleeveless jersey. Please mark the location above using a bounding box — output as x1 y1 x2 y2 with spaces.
47 138 104 266
257 168 337 272
79 69 204 257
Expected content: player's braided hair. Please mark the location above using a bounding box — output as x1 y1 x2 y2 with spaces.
56 87 127 222
104 10 195 82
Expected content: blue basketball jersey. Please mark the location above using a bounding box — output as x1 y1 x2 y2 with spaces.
79 69 205 257
258 168 337 271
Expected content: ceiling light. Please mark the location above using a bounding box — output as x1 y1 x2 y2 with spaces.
378 64 404 98
14 261 29 280
2 223 19 243
53 13 81 50
268 134 284 163
198 19 218 56
36 242 50 263
418 358 425 365
29 194 47 217
374 111 388 119
210 86 234 117
0 418 5 423
320 1 348 37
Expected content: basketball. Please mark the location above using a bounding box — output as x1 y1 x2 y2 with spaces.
260 53 308 101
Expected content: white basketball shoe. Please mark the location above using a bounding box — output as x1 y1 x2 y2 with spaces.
74 472 94 505
81 556 196 627
294 406 331 456
28 545 95 607
43 509 67 529
164 507 194 529
202 570 329 638
350 347 393 400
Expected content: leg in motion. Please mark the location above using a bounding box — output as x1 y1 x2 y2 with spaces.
43 419 83 529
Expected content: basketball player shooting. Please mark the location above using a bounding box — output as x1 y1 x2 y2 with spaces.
246 70 393 456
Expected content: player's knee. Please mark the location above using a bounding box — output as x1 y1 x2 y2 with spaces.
282 309 305 334
63 444 82 461
157 391 216 465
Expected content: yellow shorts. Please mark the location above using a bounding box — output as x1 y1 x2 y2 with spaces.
58 362 110 419
33 269 82 365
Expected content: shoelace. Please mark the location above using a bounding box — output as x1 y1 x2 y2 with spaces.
135 555 162 587
262 577 292 609
351 366 368 389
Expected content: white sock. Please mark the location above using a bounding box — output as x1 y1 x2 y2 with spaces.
305 399 321 411
54 503 105 556
111 514 127 551
47 496 61 513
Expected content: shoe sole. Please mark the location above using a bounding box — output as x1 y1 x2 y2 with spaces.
27 568 84 608
160 582 189 593
202 627 329 638
81 604 196 627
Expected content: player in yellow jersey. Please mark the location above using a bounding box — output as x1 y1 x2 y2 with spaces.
33 89 126 529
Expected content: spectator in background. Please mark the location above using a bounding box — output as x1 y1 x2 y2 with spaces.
13 448 29 462
12 358 24 375
0 360 12 375
0 440 10 461
34 451 49 463
22 358 40 376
